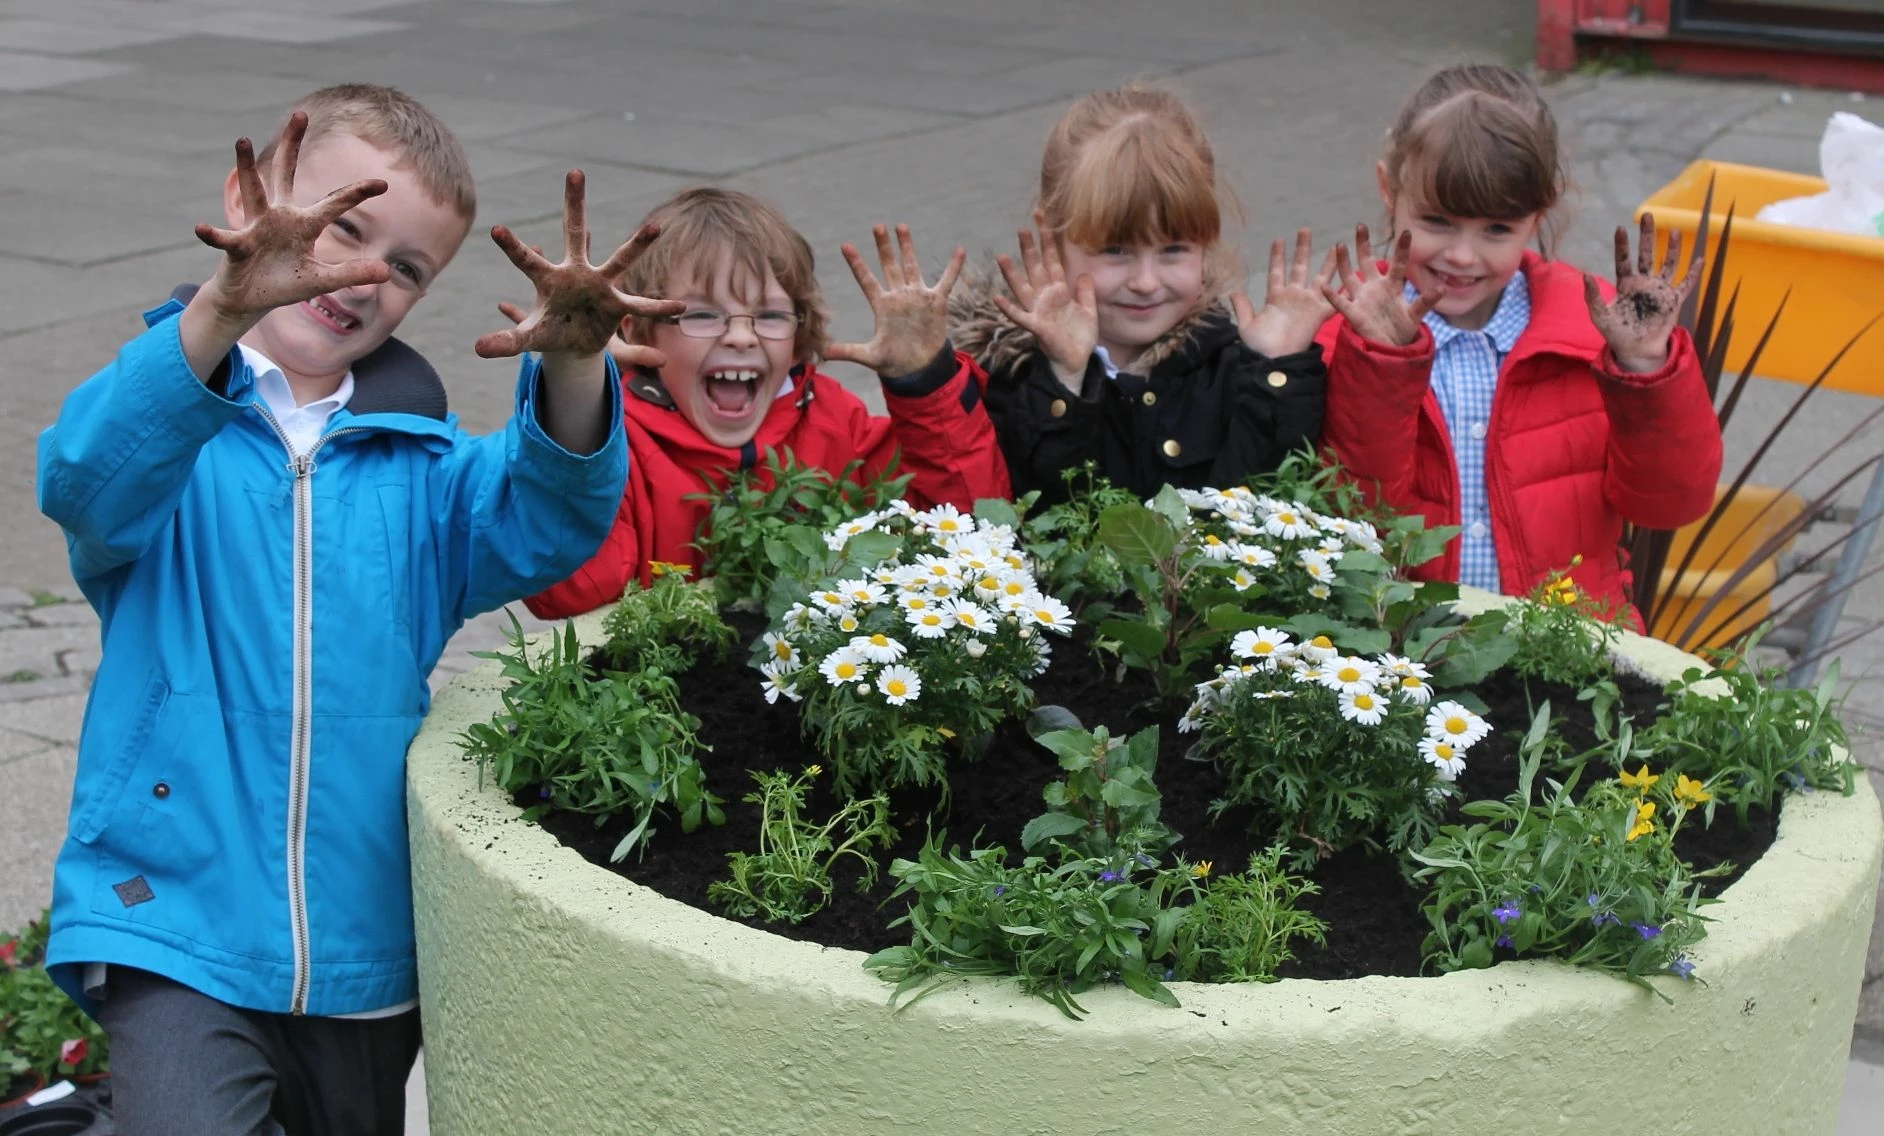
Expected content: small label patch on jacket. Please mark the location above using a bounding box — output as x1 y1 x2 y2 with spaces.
112 876 155 908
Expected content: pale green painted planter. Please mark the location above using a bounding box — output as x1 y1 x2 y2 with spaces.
408 603 1882 1135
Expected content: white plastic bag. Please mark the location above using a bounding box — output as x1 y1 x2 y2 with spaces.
1754 111 1884 238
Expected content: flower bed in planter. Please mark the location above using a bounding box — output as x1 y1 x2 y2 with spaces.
407 595 1881 1135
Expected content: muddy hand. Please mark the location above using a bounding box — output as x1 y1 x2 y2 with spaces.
826 224 965 377
193 111 391 322
475 170 683 361
1584 213 1699 374
993 211 1098 382
1233 228 1336 357
1321 225 1437 348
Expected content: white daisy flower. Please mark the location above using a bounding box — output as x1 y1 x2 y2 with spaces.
1345 519 1384 553
876 664 921 705
1177 703 1207 733
972 573 1007 602
1250 689 1296 701
818 649 870 686
759 662 801 704
1231 626 1292 663
1298 549 1337 584
1001 551 1028 572
964 638 987 658
1028 637 1052 675
782 602 821 630
1235 543 1277 569
849 632 907 663
906 607 954 639
811 587 852 613
835 612 861 634
1395 673 1435 705
1316 535 1347 559
1197 533 1236 561
1263 503 1319 541
1307 583 1332 600
1300 635 1339 662
1229 567 1258 592
1426 701 1490 747
1022 593 1075 635
944 599 995 635
897 592 935 614
885 498 920 519
1338 689 1389 726
761 632 799 666
823 512 882 550
1380 654 1431 679
1319 655 1383 696
951 545 1000 575
1420 736 1467 781
839 579 888 607
920 503 974 537
913 554 959 583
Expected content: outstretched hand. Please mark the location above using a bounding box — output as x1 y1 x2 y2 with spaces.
825 223 965 377
1321 225 1438 348
1584 213 1700 374
993 213 1098 389
1232 228 1336 358
193 111 391 323
474 170 682 362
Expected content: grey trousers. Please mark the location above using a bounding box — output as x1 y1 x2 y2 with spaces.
95 967 422 1136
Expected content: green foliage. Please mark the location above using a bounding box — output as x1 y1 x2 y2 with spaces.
460 616 723 863
1632 642 1855 822
1410 735 1720 996
2 910 108 1089
707 767 896 924
596 572 736 675
1497 566 1622 688
1020 709 1173 858
863 837 1203 1019
1017 464 1137 611
1172 846 1328 983
690 447 913 610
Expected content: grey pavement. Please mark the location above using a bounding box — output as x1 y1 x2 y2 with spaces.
0 0 1880 1129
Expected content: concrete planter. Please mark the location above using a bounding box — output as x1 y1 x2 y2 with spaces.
408 603 1882 1135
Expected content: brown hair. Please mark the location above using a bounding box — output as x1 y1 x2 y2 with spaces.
256 84 476 223
618 187 830 363
1383 64 1568 253
1037 85 1238 290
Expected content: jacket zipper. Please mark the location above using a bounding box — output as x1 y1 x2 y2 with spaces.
255 408 363 1015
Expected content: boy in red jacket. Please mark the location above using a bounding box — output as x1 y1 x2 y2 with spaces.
525 187 1010 618
1315 64 1721 618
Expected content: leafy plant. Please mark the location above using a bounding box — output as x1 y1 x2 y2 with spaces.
758 501 1068 796
596 570 736 675
461 616 723 862
1019 709 1174 858
1171 846 1328 983
1626 184 1884 668
1410 725 1722 997
864 836 1204 1019
1016 464 1138 612
690 448 912 610
1496 560 1622 688
2 910 108 1091
1183 627 1487 866
707 766 896 924
1631 637 1855 821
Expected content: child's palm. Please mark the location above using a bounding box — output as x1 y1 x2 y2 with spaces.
1585 214 1699 374
994 219 1098 384
826 224 965 377
1234 229 1336 357
194 112 392 318
1322 225 1436 348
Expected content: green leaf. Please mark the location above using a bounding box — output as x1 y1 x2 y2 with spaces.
1098 618 1167 660
1026 705 1085 737
1096 503 1177 566
998 924 1049 937
1147 484 1192 531
1100 780 1160 809
1021 812 1089 850
1118 965 1181 1008
972 497 1021 530
780 524 827 564
840 529 901 569
1206 604 1268 632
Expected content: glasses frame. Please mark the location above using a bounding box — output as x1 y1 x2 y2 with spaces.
656 306 802 341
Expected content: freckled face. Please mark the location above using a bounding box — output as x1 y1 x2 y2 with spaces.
1059 239 1206 367
1385 192 1539 332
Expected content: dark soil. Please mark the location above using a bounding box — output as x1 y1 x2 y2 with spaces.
528 614 1775 980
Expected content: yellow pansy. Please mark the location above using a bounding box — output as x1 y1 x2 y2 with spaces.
1618 765 1660 792
1674 774 1712 810
1626 799 1657 842
1191 861 1213 879
805 765 822 778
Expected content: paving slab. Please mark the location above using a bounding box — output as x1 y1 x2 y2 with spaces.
0 49 133 93
0 743 75 931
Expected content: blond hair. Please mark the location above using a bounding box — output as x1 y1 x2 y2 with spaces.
619 187 830 363
1036 85 1239 292
256 84 476 222
1383 64 1569 254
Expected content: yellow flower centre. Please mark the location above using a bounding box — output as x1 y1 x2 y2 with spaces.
938 519 960 531
1434 743 1455 759
835 662 857 680
1003 582 1025 596
886 679 908 697
929 565 949 577
1353 694 1376 711
1034 610 1056 624
1403 676 1423 688
772 641 792 660
869 634 890 648
1279 512 1297 525
822 593 842 605
1445 716 1467 735
1311 635 1333 649
1253 642 1274 655
839 616 859 632
921 614 942 627
1337 666 1362 683
1205 535 1223 546
959 612 979 627
933 585 953 598
906 597 928 610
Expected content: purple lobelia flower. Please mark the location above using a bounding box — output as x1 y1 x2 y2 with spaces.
1670 957 1695 979
1492 900 1521 925
1495 936 1513 949
993 885 1007 897
1099 870 1120 883
1631 921 1662 940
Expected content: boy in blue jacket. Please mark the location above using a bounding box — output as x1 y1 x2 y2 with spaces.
35 84 678 1133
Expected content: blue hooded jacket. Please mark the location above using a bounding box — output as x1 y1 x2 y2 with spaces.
37 294 627 1016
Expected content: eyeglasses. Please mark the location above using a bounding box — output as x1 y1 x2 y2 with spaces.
658 307 800 341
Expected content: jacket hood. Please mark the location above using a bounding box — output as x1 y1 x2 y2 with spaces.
947 262 1233 380
168 283 449 421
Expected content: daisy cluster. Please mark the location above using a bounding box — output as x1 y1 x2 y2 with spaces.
756 501 1075 709
1178 627 1491 782
1174 487 1384 599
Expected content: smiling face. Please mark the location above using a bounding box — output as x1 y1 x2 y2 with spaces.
232 132 469 394
1381 161 1539 332
644 245 800 448
1059 238 1206 366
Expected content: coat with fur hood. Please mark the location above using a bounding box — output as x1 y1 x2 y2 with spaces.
524 346 1010 619
952 272 1328 506
1314 252 1721 616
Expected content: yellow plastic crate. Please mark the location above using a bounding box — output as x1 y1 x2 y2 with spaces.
1646 483 1807 651
1636 160 1884 395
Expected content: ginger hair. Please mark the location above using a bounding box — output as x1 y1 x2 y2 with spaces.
618 187 830 364
256 83 476 223
1383 64 1569 254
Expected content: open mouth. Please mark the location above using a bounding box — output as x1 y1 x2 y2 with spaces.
1429 271 1483 291
302 295 363 333
702 367 763 416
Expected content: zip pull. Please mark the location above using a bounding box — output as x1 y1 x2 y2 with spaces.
290 452 316 479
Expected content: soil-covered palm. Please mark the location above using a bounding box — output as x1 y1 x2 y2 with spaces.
193 111 392 322
474 170 682 361
1583 214 1700 373
1232 228 1337 358
826 223 966 378
994 217 1099 381
1321 225 1437 348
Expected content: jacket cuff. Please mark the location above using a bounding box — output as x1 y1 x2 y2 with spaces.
878 342 960 398
1338 318 1435 361
514 354 627 463
1593 327 1693 388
